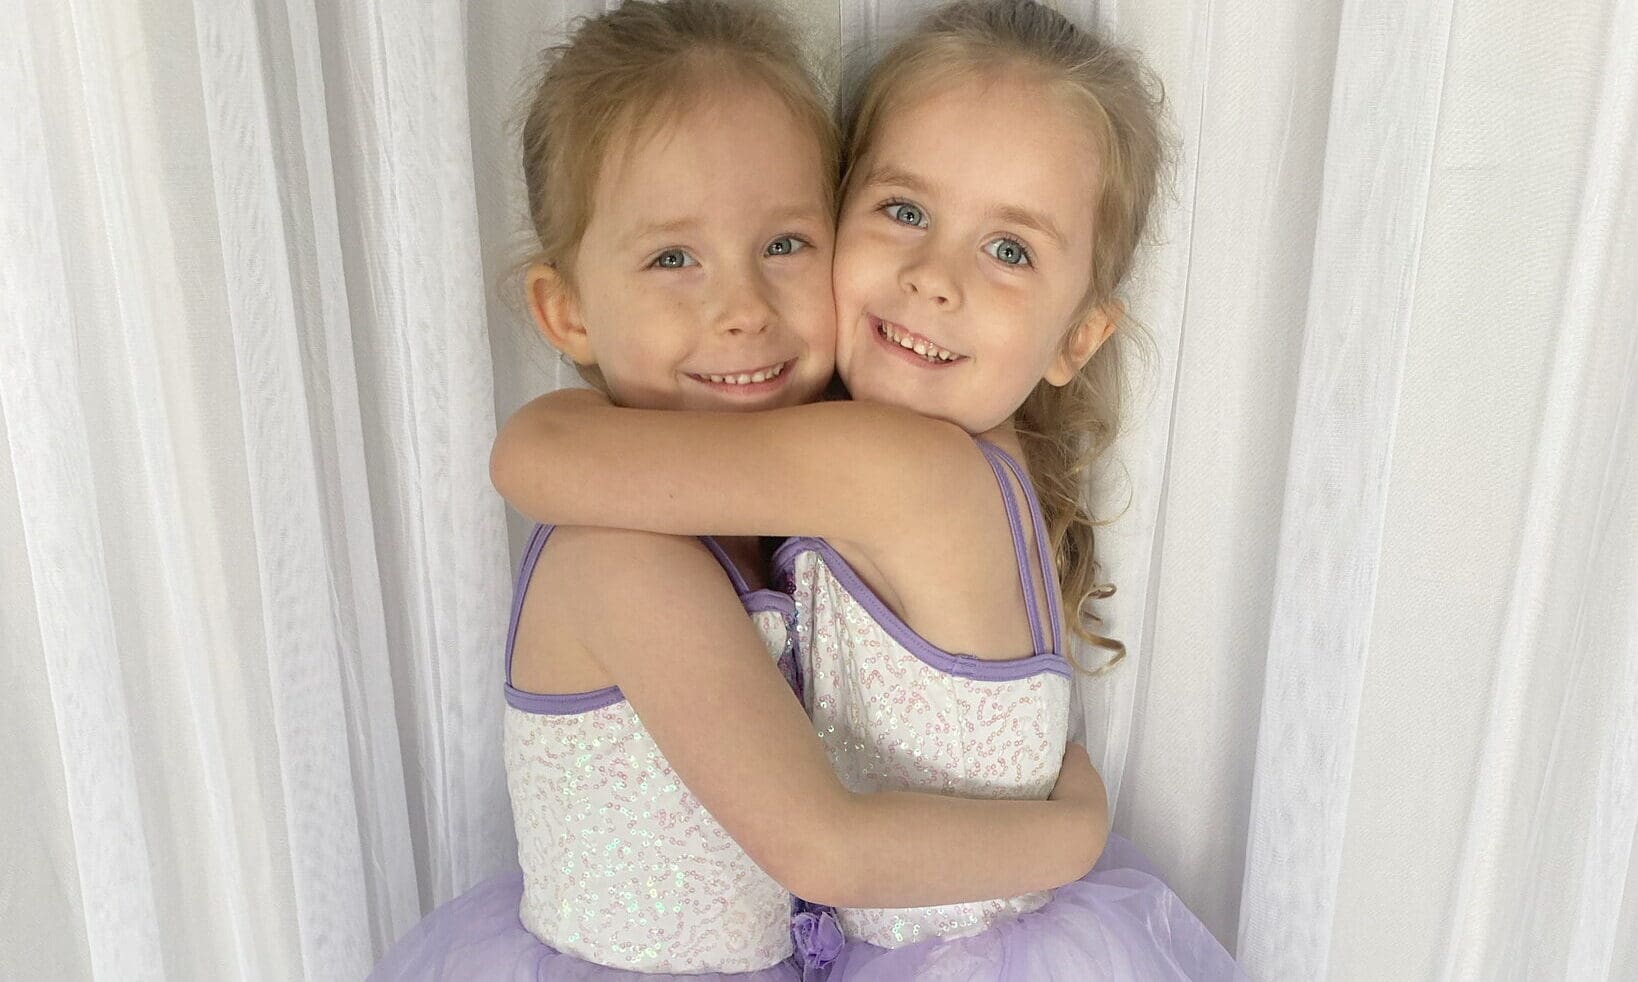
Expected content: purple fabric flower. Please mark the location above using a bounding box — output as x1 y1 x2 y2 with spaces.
790 905 844 971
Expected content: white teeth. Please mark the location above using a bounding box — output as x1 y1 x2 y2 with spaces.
877 319 956 363
698 363 785 385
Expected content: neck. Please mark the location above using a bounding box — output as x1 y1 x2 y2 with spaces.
976 416 1026 459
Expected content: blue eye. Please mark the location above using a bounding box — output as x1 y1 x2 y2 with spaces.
883 201 928 229
984 237 1032 267
650 249 697 269
765 236 807 257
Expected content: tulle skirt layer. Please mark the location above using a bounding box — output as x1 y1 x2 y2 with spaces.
370 836 1244 981
812 834 1246 981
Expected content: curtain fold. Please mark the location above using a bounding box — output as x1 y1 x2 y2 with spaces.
2 0 519 976
1236 0 1455 975
2 9 167 978
1441 1 1637 976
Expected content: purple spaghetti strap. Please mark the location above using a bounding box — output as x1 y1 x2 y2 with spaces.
503 528 781 708
504 523 554 686
977 443 1048 654
502 523 626 714
983 443 1065 655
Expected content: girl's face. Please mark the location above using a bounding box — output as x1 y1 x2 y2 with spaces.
833 73 1112 434
544 84 835 412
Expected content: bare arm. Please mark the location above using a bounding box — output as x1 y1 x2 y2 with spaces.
490 389 996 546
547 527 1106 908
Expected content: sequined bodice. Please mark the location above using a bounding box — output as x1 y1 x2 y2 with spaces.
773 442 1075 949
502 526 798 973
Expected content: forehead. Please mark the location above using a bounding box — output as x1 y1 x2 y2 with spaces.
597 85 827 221
855 73 1099 229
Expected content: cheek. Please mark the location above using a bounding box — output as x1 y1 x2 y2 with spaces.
831 223 879 300
601 294 690 365
776 267 836 336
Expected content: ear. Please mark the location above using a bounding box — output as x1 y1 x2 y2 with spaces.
1044 301 1119 386
525 263 596 366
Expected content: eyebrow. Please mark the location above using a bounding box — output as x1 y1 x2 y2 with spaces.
628 206 827 242
629 216 704 240
991 204 1068 249
764 204 830 228
861 163 1069 249
860 164 931 198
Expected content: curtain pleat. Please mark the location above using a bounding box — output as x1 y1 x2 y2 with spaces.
1441 1 1638 976
314 0 513 910
1236 0 1455 976
1 13 169 980
191 0 376 974
273 0 421 952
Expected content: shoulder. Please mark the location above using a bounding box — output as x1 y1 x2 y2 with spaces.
541 526 721 594
537 527 735 628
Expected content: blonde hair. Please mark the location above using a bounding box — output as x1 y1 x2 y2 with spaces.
520 0 839 388
843 0 1170 673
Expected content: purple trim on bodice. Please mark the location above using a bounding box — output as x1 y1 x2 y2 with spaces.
772 439 1071 683
504 524 791 714
742 590 797 619
772 542 1070 683
506 684 625 716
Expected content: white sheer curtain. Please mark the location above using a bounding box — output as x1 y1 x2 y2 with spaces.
844 1 1637 980
3 0 1634 980
1 0 540 976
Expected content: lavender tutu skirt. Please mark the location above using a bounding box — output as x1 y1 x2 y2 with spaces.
367 870 800 981
797 834 1246 982
372 836 1241 981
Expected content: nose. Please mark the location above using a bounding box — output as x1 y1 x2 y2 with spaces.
899 243 963 309
716 267 777 336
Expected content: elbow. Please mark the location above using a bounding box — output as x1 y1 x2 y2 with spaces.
488 420 526 504
487 431 513 500
490 391 605 516
780 866 863 911
765 841 855 907
488 405 557 514
754 804 863 907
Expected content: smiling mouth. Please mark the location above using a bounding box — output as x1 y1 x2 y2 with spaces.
685 360 791 387
871 315 965 364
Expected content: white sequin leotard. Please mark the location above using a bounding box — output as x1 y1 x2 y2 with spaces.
775 441 1074 949
503 525 799 973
